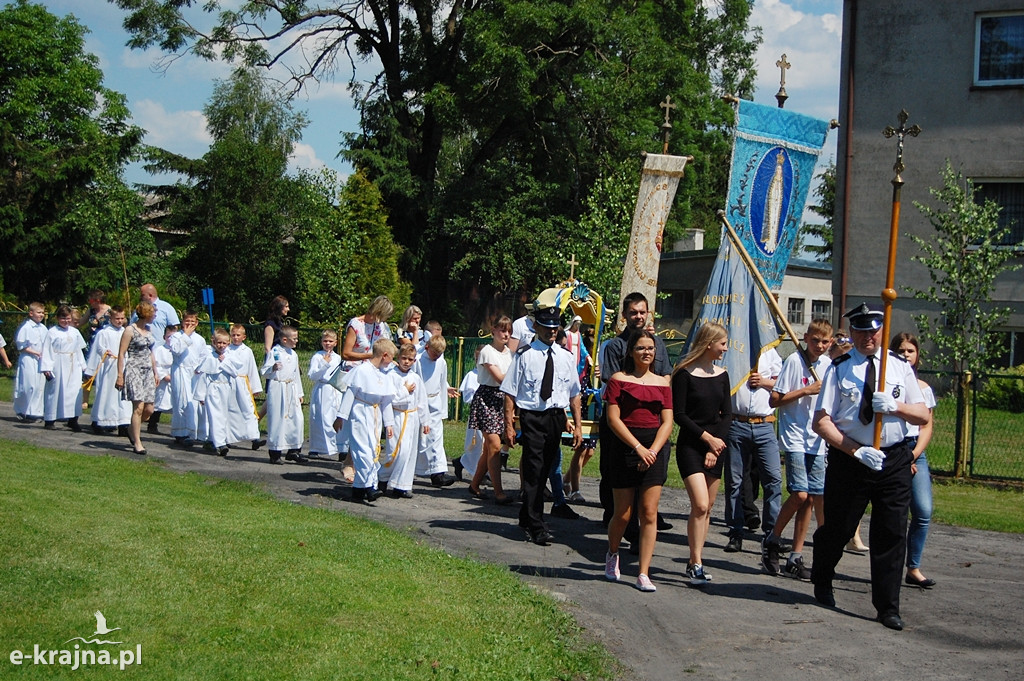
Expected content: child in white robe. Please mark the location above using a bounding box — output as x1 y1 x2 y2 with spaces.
225 324 264 449
308 329 342 459
413 334 458 487
454 350 483 481
84 306 131 434
13 302 47 422
39 305 87 431
335 338 396 503
195 328 238 456
261 326 304 463
153 326 174 418
167 311 208 446
0 332 10 369
379 341 428 497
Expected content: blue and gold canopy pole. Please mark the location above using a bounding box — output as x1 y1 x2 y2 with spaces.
873 109 921 448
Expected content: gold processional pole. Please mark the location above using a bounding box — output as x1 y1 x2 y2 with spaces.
716 210 818 382
874 109 921 448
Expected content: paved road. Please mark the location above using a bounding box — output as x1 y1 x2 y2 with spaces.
3 403 1022 680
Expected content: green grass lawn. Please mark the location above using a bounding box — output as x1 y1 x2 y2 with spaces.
1 443 615 680
927 397 1024 480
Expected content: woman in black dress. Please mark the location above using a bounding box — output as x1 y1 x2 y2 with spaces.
603 329 674 592
671 322 732 586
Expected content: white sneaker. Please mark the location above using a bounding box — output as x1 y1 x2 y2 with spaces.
568 490 586 503
687 563 712 586
635 574 656 592
605 552 620 581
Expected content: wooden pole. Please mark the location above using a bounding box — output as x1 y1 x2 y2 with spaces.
874 110 921 448
717 211 818 381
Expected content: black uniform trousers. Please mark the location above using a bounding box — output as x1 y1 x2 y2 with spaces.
518 408 566 535
811 442 913 617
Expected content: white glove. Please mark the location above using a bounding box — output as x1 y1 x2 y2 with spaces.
853 446 886 471
872 391 897 414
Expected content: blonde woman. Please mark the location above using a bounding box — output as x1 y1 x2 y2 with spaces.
115 301 158 455
671 322 732 586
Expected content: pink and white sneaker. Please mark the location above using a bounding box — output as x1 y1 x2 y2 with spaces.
605 552 620 581
635 573 656 592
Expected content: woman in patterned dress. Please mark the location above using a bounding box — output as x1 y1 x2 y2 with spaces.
116 301 158 454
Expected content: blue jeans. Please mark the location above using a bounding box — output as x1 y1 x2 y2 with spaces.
906 452 933 569
548 449 567 506
726 421 782 537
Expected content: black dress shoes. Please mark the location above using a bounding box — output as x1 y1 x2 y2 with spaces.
528 529 554 546
878 613 905 631
453 457 464 480
905 574 936 589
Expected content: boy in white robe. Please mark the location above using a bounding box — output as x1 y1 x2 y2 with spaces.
167 311 207 446
413 334 458 487
13 302 48 422
153 326 175 418
308 329 342 459
40 305 87 431
195 328 238 456
261 326 304 463
379 341 428 497
454 350 483 481
225 324 265 449
335 338 396 504
84 306 131 434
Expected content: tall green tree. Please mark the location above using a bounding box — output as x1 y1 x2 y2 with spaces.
111 0 759 327
144 68 308 320
908 161 1021 375
800 161 836 262
0 0 143 301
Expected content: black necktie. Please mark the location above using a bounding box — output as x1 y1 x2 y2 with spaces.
860 355 876 425
540 348 554 401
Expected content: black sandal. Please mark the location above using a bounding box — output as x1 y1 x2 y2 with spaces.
468 486 489 500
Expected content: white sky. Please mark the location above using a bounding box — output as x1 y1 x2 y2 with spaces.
41 0 842 187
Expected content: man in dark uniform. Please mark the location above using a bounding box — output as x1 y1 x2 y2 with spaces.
810 303 929 631
502 306 582 545
599 292 672 532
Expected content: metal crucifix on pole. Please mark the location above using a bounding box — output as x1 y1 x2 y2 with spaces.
873 109 921 448
775 54 790 108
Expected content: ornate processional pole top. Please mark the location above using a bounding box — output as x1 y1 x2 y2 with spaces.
775 54 790 109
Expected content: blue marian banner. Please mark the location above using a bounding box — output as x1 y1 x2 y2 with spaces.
726 100 830 290
686 237 780 395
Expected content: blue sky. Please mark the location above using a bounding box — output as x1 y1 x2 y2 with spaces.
40 0 842 186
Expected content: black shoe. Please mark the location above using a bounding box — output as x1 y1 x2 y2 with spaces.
365 488 383 502
453 457 464 480
528 529 554 546
778 540 793 554
746 516 761 532
43 421 56 430
724 534 743 553
550 503 581 520
67 419 82 433
761 537 781 576
814 582 835 607
905 574 936 589
251 438 266 451
285 449 308 463
501 450 511 471
92 423 105 435
203 441 216 453
218 446 229 457
468 486 489 500
877 613 905 631
431 473 456 487
656 514 673 531
269 451 283 465
146 424 160 435
377 481 388 493
389 489 414 499
117 425 130 437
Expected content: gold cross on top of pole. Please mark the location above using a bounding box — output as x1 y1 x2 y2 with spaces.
567 253 579 281
659 95 676 153
775 54 790 108
882 109 921 185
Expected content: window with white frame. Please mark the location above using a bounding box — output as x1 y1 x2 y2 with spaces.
787 298 805 326
974 180 1024 246
976 12 1024 85
811 299 832 321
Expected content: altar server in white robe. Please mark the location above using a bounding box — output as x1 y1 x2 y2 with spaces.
261 326 305 463
13 302 47 421
167 311 208 445
225 323 264 449
40 305 87 431
194 328 239 456
153 326 174 416
455 349 484 481
84 307 131 433
308 329 342 459
413 334 458 487
336 338 396 503
379 341 428 497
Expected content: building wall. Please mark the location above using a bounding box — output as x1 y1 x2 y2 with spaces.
835 0 1024 348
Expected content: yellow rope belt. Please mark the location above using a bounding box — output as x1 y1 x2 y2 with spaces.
381 408 416 468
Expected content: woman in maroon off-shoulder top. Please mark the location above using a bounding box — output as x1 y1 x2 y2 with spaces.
603 329 674 592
